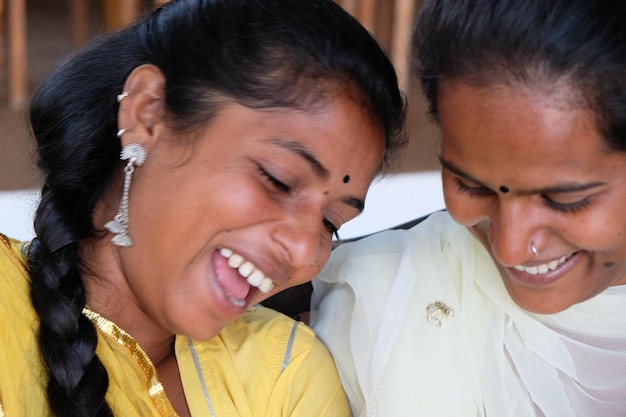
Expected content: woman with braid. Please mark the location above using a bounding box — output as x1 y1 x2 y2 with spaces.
0 0 406 415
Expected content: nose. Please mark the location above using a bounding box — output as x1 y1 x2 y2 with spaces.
486 199 543 266
271 209 323 269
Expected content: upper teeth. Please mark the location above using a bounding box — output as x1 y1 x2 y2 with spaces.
514 254 571 275
219 248 276 293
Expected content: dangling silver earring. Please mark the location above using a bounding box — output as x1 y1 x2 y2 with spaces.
105 140 147 247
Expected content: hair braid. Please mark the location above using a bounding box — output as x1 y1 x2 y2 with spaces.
28 189 113 417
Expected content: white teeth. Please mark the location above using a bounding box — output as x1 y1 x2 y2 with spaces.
220 247 233 257
259 278 275 293
247 270 264 287
219 248 276 294
514 254 572 275
228 254 244 268
238 262 254 278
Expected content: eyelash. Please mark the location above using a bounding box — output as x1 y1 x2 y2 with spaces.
324 219 340 239
454 178 493 196
259 166 340 239
542 198 590 214
259 167 291 193
454 178 591 214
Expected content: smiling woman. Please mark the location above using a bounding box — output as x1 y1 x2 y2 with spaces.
311 0 626 416
0 0 406 416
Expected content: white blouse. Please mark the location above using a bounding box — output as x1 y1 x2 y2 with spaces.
311 212 626 417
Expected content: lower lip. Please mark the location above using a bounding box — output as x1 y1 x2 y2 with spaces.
209 250 253 317
507 251 580 288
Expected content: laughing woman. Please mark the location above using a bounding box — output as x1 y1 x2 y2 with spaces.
312 0 626 416
0 0 406 416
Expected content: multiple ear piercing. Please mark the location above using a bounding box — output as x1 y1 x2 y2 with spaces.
105 91 147 247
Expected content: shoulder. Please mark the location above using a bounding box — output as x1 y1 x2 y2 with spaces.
316 211 469 290
0 233 29 274
0 233 33 321
0 235 48 415
0 233 32 316
220 305 318 356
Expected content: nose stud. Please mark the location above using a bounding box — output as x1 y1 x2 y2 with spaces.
530 241 540 256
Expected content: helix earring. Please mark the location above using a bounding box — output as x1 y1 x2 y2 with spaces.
530 241 540 256
117 91 129 103
104 138 147 247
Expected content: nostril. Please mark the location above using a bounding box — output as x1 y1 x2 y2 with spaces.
272 219 321 269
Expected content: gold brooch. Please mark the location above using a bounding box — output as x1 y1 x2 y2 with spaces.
426 301 454 327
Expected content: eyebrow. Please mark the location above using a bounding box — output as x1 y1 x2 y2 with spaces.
439 157 605 195
269 138 365 212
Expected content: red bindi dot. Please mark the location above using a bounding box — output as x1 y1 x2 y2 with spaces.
499 185 509 193
343 175 350 183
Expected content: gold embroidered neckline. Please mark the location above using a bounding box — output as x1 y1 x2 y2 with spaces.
82 307 179 416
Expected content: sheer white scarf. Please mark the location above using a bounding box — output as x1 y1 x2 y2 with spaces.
311 212 626 417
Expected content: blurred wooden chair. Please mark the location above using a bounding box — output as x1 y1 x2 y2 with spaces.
335 0 419 93
2 0 27 109
104 0 170 31
0 0 91 109
0 0 415 109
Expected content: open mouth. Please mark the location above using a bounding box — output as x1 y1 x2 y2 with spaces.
219 247 276 295
513 253 574 275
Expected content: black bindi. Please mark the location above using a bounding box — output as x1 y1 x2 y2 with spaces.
343 175 350 184
499 185 509 193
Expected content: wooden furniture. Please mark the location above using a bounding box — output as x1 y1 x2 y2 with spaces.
0 0 167 109
334 0 419 93
1 0 91 109
3 0 27 109
0 0 417 109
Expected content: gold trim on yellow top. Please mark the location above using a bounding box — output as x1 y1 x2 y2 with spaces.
82 307 178 417
0 234 29 275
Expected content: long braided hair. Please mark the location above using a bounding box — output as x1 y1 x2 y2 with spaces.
27 0 406 415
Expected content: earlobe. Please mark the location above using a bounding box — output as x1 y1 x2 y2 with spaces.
116 64 167 147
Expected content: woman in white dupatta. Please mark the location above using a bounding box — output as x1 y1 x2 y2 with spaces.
311 1 626 416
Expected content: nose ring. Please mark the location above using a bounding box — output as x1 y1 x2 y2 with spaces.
530 241 540 256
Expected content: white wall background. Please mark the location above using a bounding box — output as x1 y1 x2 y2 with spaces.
0 171 445 242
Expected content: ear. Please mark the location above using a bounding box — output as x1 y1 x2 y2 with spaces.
116 64 167 149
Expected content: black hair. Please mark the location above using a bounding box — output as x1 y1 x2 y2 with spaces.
412 0 626 150
26 0 406 415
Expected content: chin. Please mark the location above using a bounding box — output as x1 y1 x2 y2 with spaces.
505 287 576 315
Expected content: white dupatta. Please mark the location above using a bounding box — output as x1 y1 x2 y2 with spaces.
312 212 626 417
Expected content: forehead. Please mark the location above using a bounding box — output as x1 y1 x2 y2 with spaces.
436 81 618 185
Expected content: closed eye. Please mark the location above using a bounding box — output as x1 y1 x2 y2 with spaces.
455 177 494 196
323 218 340 239
259 166 291 193
542 196 591 214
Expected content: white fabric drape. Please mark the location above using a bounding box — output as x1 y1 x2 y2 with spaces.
311 212 626 417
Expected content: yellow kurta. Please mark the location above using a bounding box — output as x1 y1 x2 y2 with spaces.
0 234 349 416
